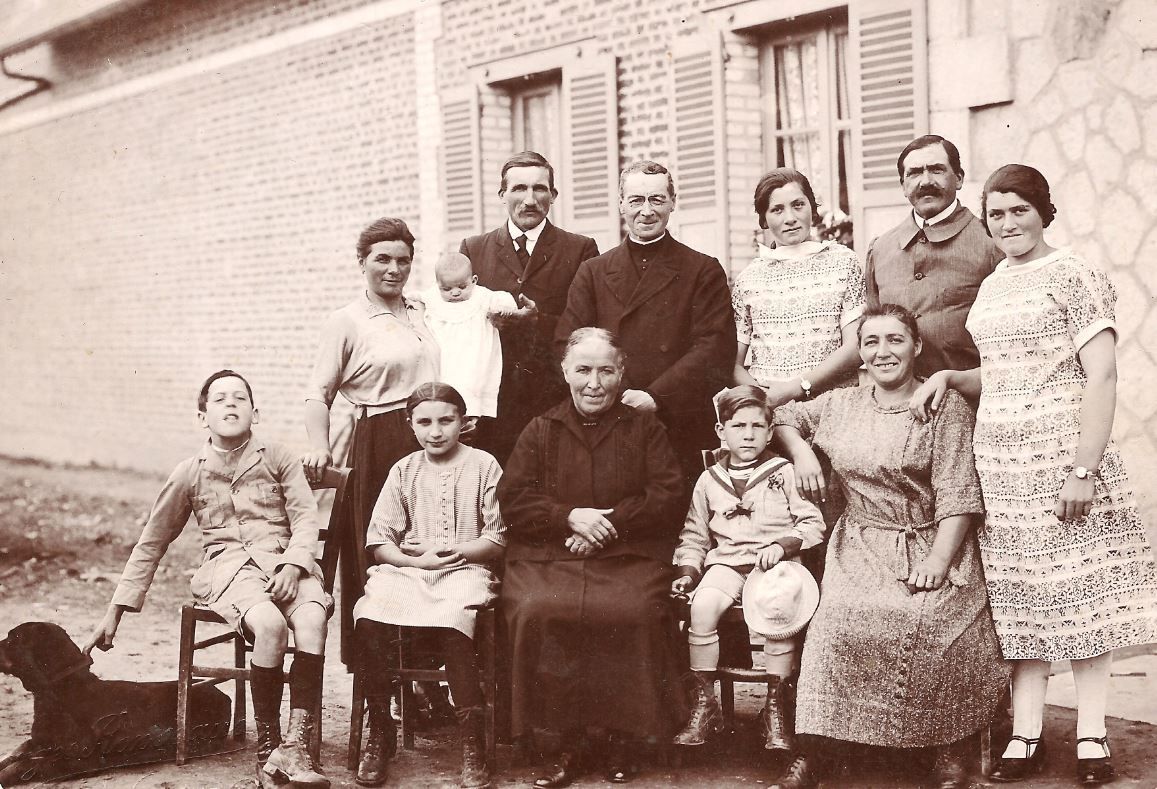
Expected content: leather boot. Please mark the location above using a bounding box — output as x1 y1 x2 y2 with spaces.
255 717 286 789
263 708 329 788
250 664 285 789
356 700 397 787
761 676 794 752
457 705 490 788
770 753 818 789
672 671 724 746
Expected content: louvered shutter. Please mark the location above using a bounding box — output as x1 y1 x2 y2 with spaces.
670 34 730 273
561 56 620 254
442 87 482 237
850 0 928 246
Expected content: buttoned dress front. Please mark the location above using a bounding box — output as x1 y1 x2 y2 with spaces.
966 249 1157 660
775 387 1008 747
353 447 505 638
112 439 329 632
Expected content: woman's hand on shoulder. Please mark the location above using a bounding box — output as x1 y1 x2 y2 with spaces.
567 508 617 548
909 371 950 423
1055 472 1096 521
301 449 332 485
793 449 827 503
764 380 802 410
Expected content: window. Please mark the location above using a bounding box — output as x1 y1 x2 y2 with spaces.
508 74 564 220
444 44 619 251
762 18 852 221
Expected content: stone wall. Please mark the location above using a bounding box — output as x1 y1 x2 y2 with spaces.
933 0 1157 524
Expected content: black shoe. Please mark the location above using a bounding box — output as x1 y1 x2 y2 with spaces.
533 750 584 788
771 754 819 789
606 764 639 783
1076 735 1114 786
990 735 1046 783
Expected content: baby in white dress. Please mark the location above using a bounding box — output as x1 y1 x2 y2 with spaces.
421 252 519 420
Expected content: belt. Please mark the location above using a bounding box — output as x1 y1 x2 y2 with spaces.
357 403 405 418
844 509 966 585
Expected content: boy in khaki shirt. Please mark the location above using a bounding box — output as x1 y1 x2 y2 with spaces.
85 370 332 789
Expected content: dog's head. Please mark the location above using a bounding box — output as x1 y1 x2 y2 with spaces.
0 622 93 693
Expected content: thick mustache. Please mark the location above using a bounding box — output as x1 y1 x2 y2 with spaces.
915 186 943 197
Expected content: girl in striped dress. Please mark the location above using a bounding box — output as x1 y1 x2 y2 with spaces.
351 382 506 789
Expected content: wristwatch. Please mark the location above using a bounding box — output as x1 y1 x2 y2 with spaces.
799 378 813 400
1073 466 1099 480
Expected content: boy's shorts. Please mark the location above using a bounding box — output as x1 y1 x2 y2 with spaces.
694 564 752 605
207 560 334 635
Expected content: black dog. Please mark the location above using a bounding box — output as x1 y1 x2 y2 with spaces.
0 621 232 785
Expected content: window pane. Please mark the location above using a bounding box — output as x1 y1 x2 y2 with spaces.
834 31 850 121
837 129 851 214
777 132 828 214
518 90 559 163
773 37 820 131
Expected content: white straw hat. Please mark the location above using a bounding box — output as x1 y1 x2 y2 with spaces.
742 561 820 639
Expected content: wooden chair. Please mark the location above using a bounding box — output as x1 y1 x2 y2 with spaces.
346 606 499 771
174 465 352 765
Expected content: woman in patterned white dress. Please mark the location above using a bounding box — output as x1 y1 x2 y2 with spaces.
913 165 1157 786
732 169 865 406
351 382 505 788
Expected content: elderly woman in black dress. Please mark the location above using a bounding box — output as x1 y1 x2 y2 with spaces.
498 327 688 786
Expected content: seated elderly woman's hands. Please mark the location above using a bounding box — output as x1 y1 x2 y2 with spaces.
564 534 600 557
567 507 617 549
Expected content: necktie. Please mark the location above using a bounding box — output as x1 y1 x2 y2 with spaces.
515 234 531 270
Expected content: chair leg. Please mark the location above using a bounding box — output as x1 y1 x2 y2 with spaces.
348 672 365 772
233 630 248 742
720 677 735 731
397 626 416 751
176 607 196 765
479 611 497 765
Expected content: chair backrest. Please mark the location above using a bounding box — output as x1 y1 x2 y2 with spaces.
308 466 351 596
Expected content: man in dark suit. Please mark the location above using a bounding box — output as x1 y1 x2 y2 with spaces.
460 151 600 465
556 160 735 493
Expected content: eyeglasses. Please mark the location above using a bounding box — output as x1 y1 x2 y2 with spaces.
623 194 671 209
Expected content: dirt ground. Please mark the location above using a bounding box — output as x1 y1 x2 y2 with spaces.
1 457 1154 789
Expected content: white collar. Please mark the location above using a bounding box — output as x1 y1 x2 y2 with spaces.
627 230 668 245
508 218 546 244
914 199 959 228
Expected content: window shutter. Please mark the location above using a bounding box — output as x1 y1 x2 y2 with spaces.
442 87 482 237
561 55 620 254
670 34 730 273
849 0 928 245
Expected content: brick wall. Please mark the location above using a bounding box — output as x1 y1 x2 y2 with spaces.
0 2 420 472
